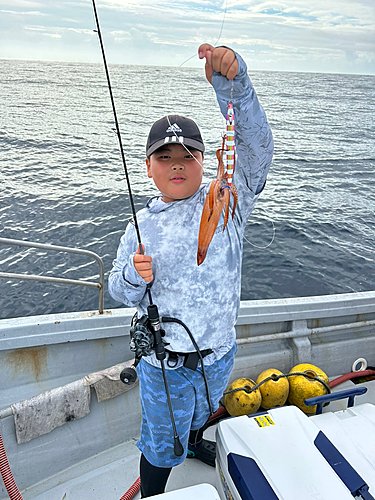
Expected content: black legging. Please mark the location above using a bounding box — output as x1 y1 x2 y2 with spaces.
140 453 172 498
140 426 205 497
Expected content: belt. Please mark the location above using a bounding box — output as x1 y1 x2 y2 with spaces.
166 349 213 370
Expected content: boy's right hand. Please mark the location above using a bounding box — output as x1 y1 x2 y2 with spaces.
134 245 153 283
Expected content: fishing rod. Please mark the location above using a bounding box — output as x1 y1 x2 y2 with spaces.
91 0 150 290
91 0 184 457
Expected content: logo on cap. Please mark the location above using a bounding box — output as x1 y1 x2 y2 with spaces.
166 123 182 133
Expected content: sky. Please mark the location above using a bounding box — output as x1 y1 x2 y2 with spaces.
0 0 374 75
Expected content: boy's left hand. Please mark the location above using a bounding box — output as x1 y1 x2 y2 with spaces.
198 44 238 85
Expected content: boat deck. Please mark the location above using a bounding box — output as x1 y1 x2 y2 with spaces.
20 426 217 500
18 379 375 500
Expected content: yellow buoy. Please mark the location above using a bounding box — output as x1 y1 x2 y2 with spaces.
256 368 289 410
288 363 329 414
224 378 262 417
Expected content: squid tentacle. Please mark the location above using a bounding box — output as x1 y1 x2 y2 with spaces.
197 102 238 266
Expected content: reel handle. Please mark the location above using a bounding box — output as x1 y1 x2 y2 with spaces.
120 366 137 385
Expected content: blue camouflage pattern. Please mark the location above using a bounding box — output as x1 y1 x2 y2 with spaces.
136 344 237 467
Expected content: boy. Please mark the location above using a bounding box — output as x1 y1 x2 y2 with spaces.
109 43 273 497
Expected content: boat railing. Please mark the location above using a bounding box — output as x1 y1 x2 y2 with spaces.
0 237 104 314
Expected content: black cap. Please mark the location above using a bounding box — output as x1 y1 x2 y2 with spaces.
146 115 205 157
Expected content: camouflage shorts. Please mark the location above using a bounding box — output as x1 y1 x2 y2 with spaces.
136 343 236 467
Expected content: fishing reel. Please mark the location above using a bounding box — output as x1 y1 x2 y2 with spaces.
120 308 167 386
120 304 209 458
129 310 167 359
129 313 154 358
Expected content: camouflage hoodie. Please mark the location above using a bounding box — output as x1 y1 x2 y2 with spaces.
108 53 274 368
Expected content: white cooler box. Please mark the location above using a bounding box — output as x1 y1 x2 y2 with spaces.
147 483 220 499
216 403 375 500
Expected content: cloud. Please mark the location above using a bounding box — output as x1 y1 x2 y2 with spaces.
0 0 374 74
1 10 48 15
0 0 42 5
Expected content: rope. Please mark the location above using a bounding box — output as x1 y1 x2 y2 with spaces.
223 372 331 396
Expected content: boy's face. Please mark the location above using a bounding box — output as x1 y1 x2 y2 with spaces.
146 143 204 204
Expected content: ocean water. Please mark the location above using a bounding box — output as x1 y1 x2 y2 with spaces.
0 59 374 320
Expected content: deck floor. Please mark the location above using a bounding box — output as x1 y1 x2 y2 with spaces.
20 426 217 500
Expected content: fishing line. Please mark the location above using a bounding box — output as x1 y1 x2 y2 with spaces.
243 211 276 249
164 0 230 169
213 0 228 48
168 0 228 74
163 2 276 250
177 0 228 68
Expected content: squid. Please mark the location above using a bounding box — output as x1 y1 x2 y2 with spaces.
197 102 238 266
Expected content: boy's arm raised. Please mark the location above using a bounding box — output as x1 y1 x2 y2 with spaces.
199 43 273 208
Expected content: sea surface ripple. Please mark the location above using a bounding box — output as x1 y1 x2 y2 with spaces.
0 59 374 319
